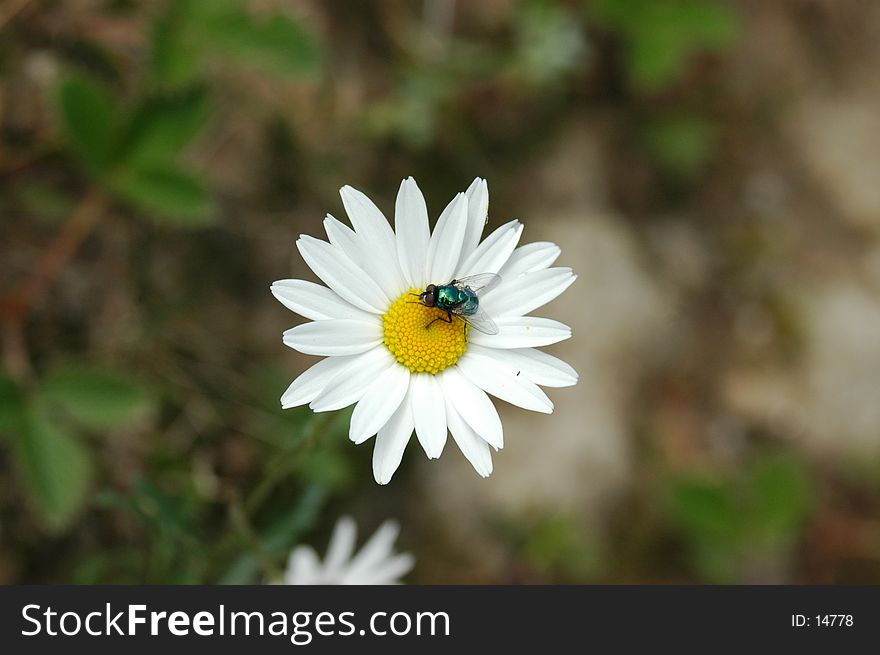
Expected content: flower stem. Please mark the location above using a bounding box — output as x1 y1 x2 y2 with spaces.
0 187 107 378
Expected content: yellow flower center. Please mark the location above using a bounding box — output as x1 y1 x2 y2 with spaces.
383 288 469 374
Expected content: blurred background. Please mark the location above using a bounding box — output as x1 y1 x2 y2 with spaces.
2 0 880 584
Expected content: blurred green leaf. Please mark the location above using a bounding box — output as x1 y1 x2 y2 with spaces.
666 475 739 541
96 481 196 542
691 540 739 583
524 515 601 581
96 478 203 582
132 478 195 539
71 549 144 584
665 454 814 582
746 454 812 545
119 89 210 166
42 364 152 431
591 0 739 90
0 372 25 435
151 0 321 84
365 70 447 148
151 1 204 87
15 400 93 531
295 449 353 489
665 474 742 582
515 1 587 85
57 75 118 174
112 165 214 225
204 9 322 77
642 114 716 176
219 484 328 584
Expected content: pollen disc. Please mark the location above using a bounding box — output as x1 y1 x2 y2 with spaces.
383 289 469 374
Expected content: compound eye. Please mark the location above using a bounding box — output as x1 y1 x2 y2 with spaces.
423 290 436 306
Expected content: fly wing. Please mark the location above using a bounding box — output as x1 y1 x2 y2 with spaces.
454 304 499 335
453 273 501 294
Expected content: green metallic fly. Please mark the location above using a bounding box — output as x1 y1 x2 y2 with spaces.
415 273 500 335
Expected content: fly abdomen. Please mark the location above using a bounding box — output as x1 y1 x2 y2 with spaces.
459 293 479 316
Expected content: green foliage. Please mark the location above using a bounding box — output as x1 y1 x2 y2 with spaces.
746 454 812 547
666 474 741 582
590 0 739 90
54 73 213 224
151 1 204 87
665 453 813 582
150 0 322 86
112 164 213 225
0 372 25 435
668 475 739 542
71 548 145 585
3 372 116 532
58 75 118 174
294 449 354 489
42 363 153 431
95 477 206 583
365 0 589 148
131 478 196 539
524 515 602 581
118 89 210 166
203 8 322 77
365 69 451 148
514 0 588 86
15 399 94 532
219 484 329 584
641 113 717 177
54 1 323 226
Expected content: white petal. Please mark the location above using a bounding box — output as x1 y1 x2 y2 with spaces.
456 220 522 279
357 553 415 585
498 241 561 279
481 268 577 318
342 520 401 582
410 374 447 459
395 177 430 289
371 388 414 485
460 177 488 263
457 351 553 413
444 399 493 477
323 213 360 254
469 316 571 349
323 516 358 574
426 192 469 283
324 213 405 301
439 366 503 449
340 186 406 298
349 365 411 444
283 319 382 356
468 345 578 387
297 235 389 313
340 185 396 245
285 546 322 585
271 279 374 321
281 355 357 408
310 348 395 411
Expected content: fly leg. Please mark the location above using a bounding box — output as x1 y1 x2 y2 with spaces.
424 311 453 330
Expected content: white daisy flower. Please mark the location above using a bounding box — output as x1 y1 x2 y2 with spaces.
282 516 414 585
272 177 577 484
